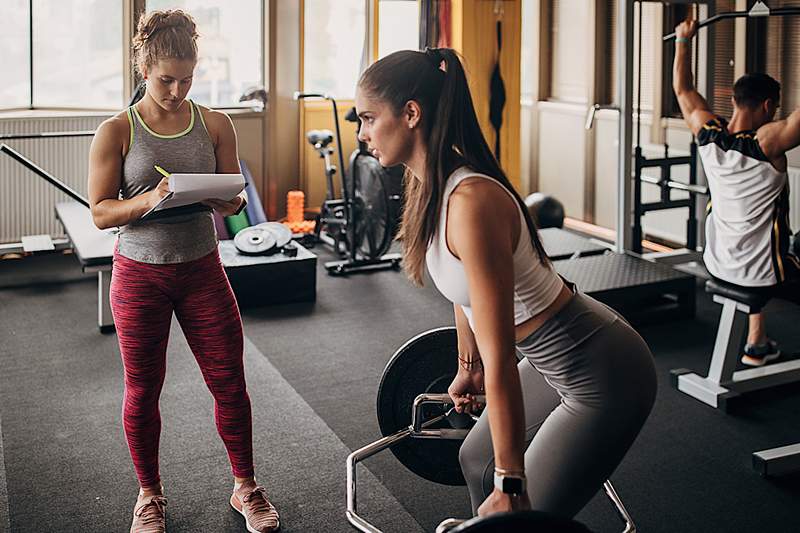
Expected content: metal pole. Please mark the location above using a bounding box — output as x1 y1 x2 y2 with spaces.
0 144 90 207
616 0 635 253
29 0 33 108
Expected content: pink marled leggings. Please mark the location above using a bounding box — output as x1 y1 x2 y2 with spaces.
110 249 253 488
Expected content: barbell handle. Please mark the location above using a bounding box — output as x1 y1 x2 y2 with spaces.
412 393 487 433
436 518 466 533
662 3 800 41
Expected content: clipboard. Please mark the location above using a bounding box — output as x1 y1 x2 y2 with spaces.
141 172 245 220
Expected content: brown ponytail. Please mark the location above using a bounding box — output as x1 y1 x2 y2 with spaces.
358 48 549 286
132 9 199 74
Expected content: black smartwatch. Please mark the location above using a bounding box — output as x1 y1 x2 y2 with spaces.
494 472 526 495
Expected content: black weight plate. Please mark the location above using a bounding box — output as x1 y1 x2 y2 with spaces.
450 511 592 533
377 326 466 486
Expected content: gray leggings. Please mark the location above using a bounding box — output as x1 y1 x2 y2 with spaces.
459 290 657 517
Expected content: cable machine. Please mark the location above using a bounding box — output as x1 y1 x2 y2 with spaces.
614 1 799 256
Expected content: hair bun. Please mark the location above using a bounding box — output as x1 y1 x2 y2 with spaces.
135 9 198 45
132 9 199 71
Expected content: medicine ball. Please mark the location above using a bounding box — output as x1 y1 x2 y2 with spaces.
524 192 565 229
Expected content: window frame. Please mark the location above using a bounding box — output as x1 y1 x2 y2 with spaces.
0 0 265 114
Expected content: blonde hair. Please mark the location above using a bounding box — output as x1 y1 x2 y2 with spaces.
132 9 199 74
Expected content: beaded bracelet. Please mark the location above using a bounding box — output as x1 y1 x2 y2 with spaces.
494 467 526 476
458 355 482 371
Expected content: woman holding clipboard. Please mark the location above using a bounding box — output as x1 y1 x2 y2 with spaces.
87 9 278 533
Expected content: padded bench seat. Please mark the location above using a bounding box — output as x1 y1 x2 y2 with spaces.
705 278 772 313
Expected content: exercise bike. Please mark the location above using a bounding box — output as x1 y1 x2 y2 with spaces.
295 92 402 275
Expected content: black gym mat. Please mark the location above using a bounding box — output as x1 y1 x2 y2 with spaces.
241 248 473 531
3 252 800 532
0 254 421 533
242 247 800 533
0 413 9 533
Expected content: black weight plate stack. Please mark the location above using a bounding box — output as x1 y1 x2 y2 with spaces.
377 326 466 486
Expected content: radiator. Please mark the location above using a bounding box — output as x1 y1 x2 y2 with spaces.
0 114 110 243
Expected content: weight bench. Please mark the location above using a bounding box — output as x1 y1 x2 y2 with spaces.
538 227 609 261
55 201 317 333
671 279 800 411
672 279 800 477
55 201 117 332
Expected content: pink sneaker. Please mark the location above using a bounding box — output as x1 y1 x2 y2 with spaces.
130 494 167 533
230 485 280 533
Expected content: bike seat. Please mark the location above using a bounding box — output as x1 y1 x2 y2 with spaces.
307 129 334 147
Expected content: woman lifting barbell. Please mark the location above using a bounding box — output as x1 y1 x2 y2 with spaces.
354 48 657 519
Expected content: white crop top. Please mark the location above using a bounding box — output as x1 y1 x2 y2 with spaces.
425 167 563 330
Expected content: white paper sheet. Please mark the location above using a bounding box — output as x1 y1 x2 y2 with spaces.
142 173 245 218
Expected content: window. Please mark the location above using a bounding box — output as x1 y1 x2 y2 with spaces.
520 0 536 103
603 0 618 105
0 0 123 110
549 0 590 103
757 0 800 119
303 0 367 98
662 4 696 119
631 1 659 112
708 0 737 119
378 0 419 59
0 0 30 109
147 0 263 107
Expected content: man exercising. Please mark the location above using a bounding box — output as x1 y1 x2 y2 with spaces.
673 17 800 367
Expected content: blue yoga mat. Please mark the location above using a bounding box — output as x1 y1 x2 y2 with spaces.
213 211 230 240
240 160 268 224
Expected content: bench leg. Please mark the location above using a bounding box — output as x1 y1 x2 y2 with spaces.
98 270 115 333
675 296 800 409
753 443 800 477
708 299 747 383
673 299 746 409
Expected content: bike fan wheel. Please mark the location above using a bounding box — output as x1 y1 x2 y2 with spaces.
349 154 392 260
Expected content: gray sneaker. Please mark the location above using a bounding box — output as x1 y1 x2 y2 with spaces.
742 340 781 367
130 494 167 533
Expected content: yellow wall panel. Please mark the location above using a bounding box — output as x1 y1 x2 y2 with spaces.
300 100 360 210
451 0 521 189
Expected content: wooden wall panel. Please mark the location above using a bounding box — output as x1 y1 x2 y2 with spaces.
451 0 521 189
299 100 360 210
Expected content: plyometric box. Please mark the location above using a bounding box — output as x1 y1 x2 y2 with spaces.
219 239 317 307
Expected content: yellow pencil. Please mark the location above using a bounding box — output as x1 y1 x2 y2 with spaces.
154 165 171 178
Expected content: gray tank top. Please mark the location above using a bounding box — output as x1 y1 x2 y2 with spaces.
118 100 218 264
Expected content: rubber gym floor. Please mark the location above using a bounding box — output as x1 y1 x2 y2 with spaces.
1 247 799 533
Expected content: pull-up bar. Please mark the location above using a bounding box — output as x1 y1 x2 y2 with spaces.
663 1 800 41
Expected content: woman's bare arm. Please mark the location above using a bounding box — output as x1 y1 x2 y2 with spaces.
88 116 164 229
448 178 525 473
